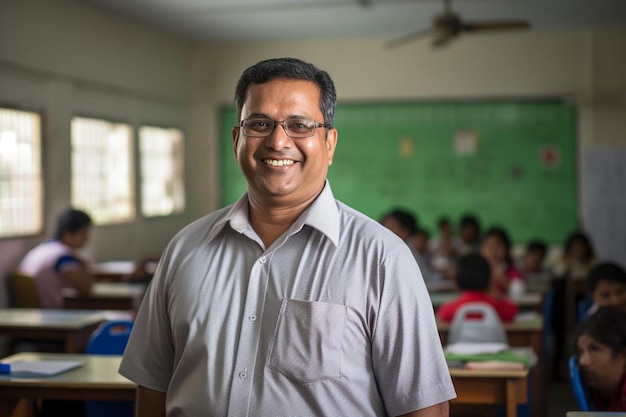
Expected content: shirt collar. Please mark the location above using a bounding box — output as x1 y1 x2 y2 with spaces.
207 180 340 248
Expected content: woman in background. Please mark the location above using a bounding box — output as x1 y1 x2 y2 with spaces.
481 225 523 298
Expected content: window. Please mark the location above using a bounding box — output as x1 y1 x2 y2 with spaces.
0 107 43 238
139 126 185 217
71 117 134 225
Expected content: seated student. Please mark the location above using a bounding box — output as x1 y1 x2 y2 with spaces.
585 262 626 316
481 225 523 298
381 208 440 284
517 239 552 291
454 213 482 256
437 253 518 323
574 305 626 412
429 216 458 281
552 230 598 281
17 208 94 309
409 228 444 286
380 207 417 242
552 230 599 379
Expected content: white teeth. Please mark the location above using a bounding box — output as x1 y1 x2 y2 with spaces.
263 159 294 167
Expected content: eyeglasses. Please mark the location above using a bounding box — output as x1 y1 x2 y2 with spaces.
238 117 328 139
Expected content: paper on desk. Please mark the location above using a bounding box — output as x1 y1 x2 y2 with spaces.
4 360 83 377
445 342 508 355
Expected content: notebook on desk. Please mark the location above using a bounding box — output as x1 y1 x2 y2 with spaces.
0 360 83 377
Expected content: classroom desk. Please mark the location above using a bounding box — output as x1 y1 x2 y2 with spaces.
62 282 147 312
430 291 544 312
0 352 136 417
449 367 529 417
91 261 157 283
439 315 544 417
0 309 111 354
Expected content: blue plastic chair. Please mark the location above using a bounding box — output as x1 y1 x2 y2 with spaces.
85 320 135 417
568 355 595 411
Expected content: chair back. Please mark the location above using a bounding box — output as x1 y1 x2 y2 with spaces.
8 272 41 308
85 320 135 417
448 302 508 345
568 355 595 411
86 320 134 354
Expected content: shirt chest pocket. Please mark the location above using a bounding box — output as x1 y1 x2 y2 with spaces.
268 299 346 384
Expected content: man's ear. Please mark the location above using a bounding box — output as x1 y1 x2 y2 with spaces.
326 128 338 166
232 126 240 162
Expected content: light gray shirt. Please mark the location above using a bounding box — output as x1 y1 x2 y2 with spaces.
119 182 456 417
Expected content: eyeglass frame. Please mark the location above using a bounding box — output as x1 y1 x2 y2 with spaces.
235 117 329 139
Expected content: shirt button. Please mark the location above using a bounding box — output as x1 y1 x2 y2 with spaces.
259 257 266 264
239 371 247 379
249 313 257 321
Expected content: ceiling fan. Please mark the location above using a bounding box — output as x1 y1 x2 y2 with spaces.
385 0 530 49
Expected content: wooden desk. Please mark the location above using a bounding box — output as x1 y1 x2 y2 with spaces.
450 367 529 417
439 316 544 417
63 282 147 312
0 309 109 354
0 352 136 417
91 261 157 283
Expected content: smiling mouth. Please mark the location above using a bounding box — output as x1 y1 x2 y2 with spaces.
263 159 295 167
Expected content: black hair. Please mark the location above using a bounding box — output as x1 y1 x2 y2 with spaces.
587 262 626 294
484 225 514 266
563 230 596 261
234 57 337 128
381 208 418 236
54 208 92 239
574 305 626 357
415 228 430 238
456 253 491 291
437 216 451 228
459 213 480 230
526 239 548 257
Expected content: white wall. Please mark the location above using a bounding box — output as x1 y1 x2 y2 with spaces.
0 0 192 305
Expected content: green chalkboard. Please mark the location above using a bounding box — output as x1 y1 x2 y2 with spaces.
219 100 577 243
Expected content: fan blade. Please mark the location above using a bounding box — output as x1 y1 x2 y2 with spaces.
385 27 433 49
432 33 454 48
463 20 530 32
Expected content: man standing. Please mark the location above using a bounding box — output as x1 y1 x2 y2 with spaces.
120 57 455 416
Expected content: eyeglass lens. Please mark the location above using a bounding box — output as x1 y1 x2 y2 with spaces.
241 118 322 138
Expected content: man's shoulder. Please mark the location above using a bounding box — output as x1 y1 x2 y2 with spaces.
170 206 233 245
335 201 407 248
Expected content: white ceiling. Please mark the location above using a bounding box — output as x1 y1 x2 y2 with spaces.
82 0 626 43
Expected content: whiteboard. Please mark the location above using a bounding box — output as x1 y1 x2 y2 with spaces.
582 149 626 267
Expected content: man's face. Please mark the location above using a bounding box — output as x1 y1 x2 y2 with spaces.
592 280 626 312
232 79 337 207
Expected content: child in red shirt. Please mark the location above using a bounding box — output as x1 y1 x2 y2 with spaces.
437 253 518 323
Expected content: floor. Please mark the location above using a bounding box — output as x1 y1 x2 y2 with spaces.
548 377 579 417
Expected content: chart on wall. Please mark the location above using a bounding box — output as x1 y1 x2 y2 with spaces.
219 100 577 243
